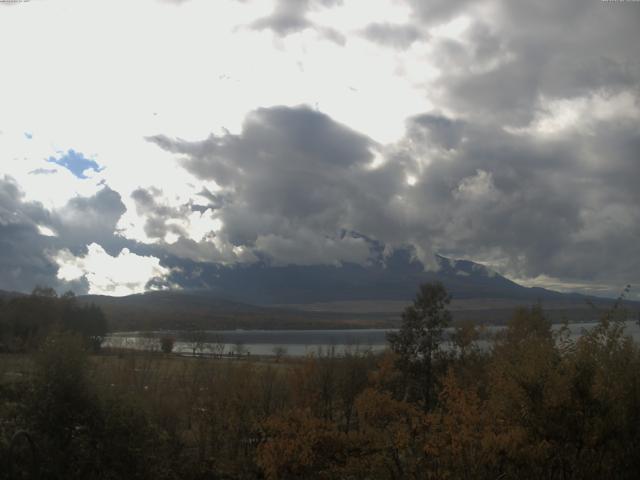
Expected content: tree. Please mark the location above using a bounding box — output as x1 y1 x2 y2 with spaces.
387 281 452 409
82 303 108 352
31 286 58 298
160 335 175 354
186 328 206 357
60 294 108 351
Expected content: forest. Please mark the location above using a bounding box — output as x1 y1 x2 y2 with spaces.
1 283 639 479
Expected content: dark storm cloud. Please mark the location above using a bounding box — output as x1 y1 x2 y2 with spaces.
50 186 127 255
147 105 410 265
0 177 50 228
421 0 640 126
408 114 464 150
337 0 640 291
148 98 639 294
361 22 423 49
0 176 85 293
399 112 640 290
0 220 68 293
0 176 137 293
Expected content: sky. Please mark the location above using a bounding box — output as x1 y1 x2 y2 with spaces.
0 0 639 299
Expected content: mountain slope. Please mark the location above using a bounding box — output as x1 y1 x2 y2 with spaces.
78 290 394 331
77 253 638 330
169 251 598 305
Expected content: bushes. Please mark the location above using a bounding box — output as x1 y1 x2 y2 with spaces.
17 332 175 480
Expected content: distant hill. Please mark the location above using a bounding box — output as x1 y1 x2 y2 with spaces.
166 251 610 305
3 252 635 331
75 253 638 331
0 290 26 301
78 290 397 331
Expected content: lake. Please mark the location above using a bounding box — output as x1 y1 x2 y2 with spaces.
105 320 640 357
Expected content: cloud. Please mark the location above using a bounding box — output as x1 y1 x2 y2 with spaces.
129 186 227 250
252 0 311 35
453 170 496 201
250 0 345 42
55 243 171 296
253 230 371 266
406 0 477 25
362 22 423 49
1 0 638 298
147 105 415 265
0 175 143 294
0 176 83 293
421 1 640 127
51 186 127 253
408 113 465 150
29 168 57 176
130 187 190 242
399 109 640 292
146 99 640 295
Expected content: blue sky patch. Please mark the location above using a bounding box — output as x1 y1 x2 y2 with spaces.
47 149 103 179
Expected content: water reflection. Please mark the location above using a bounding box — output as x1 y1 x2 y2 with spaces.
104 321 640 357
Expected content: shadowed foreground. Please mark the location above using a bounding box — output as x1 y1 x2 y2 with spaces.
1 287 640 479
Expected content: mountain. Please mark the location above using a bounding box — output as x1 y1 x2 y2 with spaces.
78 252 637 330
169 250 598 305
4 251 635 330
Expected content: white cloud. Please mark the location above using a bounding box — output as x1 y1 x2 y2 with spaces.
512 273 621 298
37 225 57 237
55 243 170 296
454 169 496 200
508 91 640 137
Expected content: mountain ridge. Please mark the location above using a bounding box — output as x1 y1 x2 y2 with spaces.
3 254 636 330
80 253 638 330
162 250 614 305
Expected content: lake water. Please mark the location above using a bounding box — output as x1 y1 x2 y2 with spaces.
105 320 640 357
